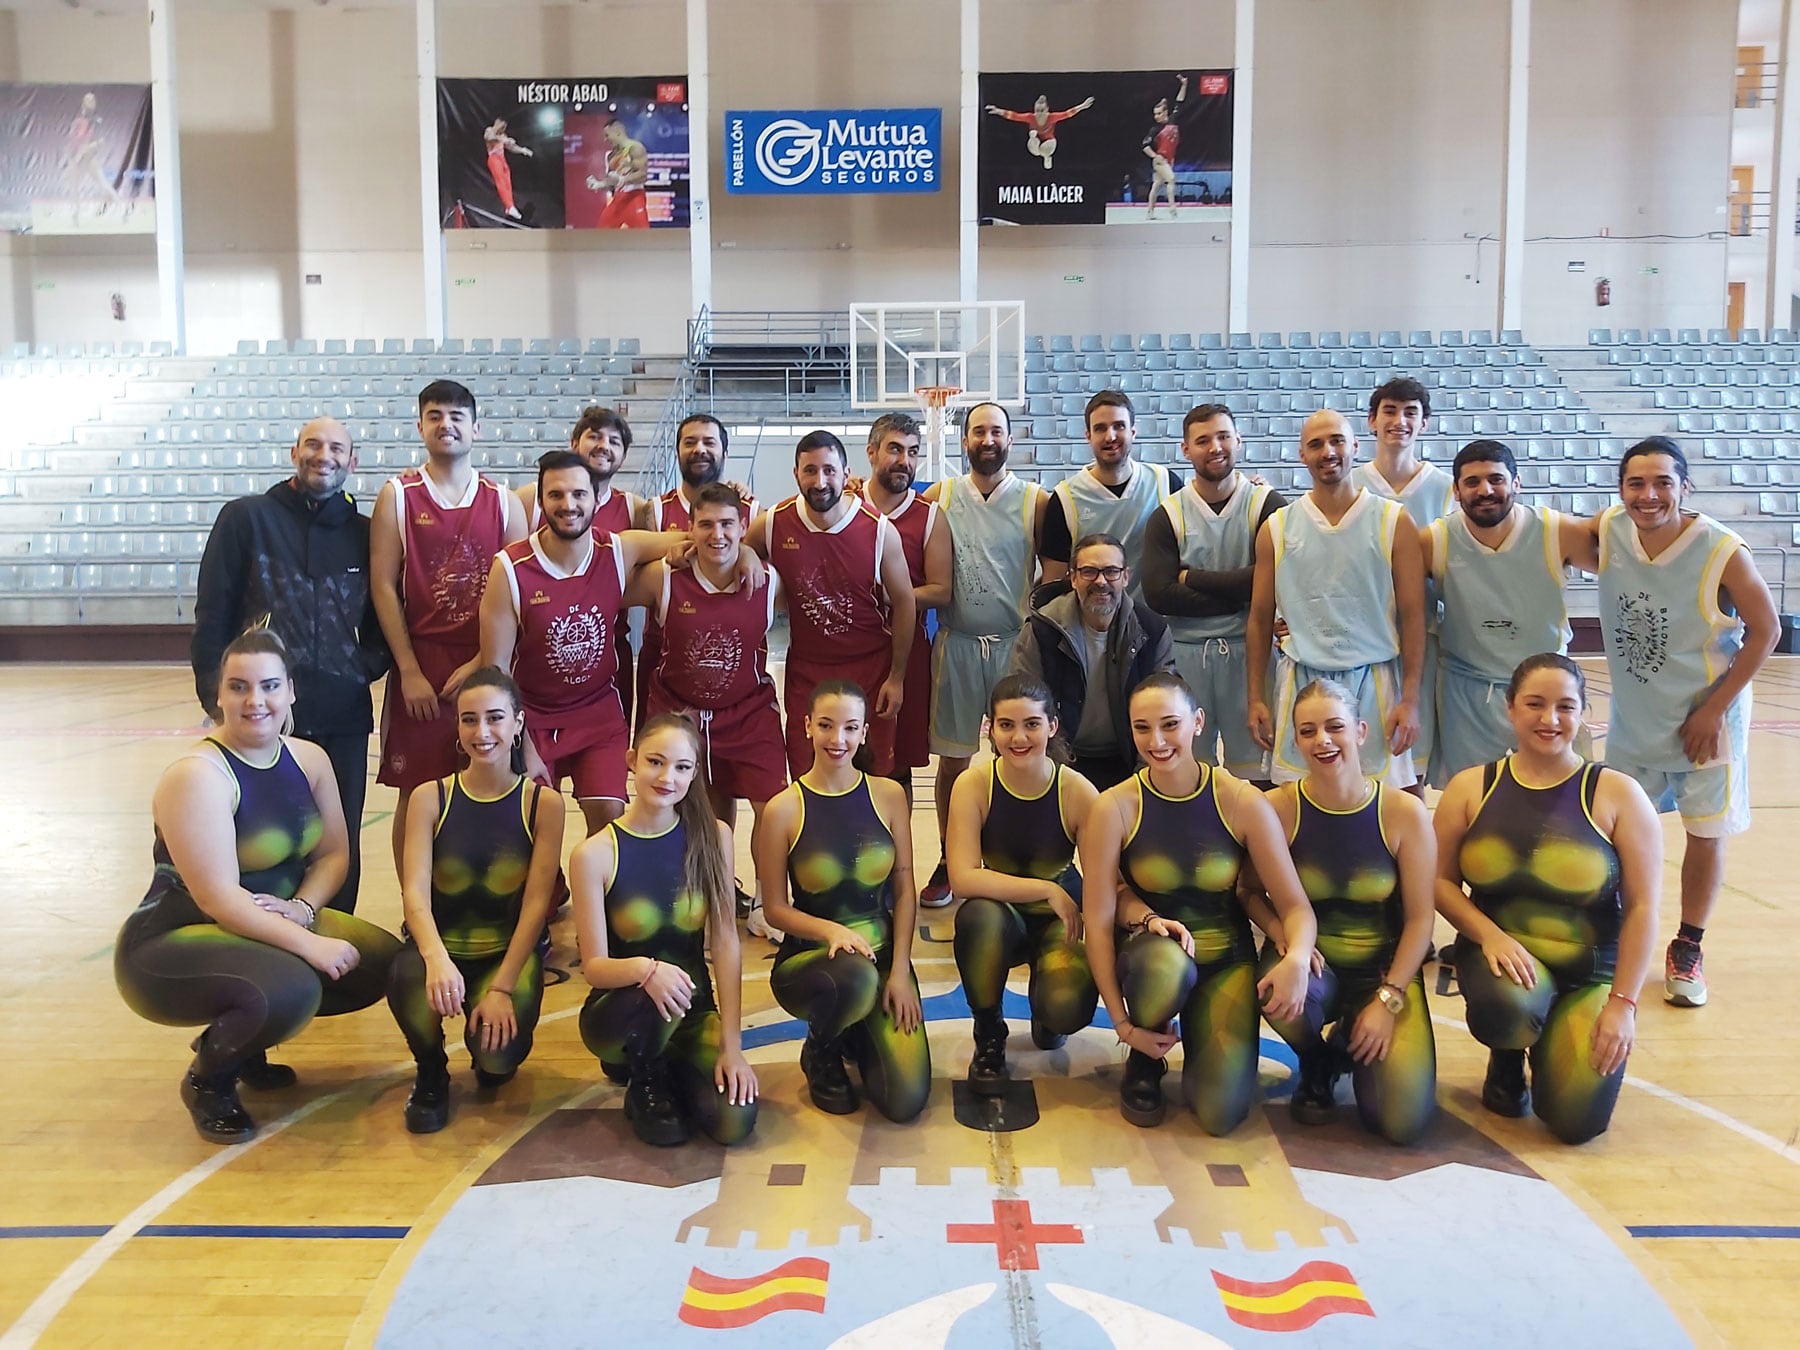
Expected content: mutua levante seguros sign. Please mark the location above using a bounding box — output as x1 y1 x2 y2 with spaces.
725 108 940 194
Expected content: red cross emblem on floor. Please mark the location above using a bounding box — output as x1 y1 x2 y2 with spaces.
945 1198 1085 1270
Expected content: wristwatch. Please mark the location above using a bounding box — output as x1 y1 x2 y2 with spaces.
1375 983 1406 1016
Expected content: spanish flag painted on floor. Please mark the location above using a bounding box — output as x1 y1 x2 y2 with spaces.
1211 1260 1374 1332
677 1257 830 1329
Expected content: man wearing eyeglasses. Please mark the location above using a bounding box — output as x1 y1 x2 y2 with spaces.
1008 532 1174 790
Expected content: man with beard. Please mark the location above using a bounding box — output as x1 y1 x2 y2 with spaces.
749 430 916 781
1007 533 1173 790
1423 439 1593 783
1140 404 1284 784
371 381 527 875
478 450 693 836
519 407 644 724
858 413 951 821
1039 390 1174 603
639 414 758 728
1355 377 1456 792
918 403 1048 907
191 415 389 913
1247 409 1426 786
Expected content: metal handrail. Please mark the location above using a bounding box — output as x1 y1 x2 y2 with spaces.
1752 545 1792 610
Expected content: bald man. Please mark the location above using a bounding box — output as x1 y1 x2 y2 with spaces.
1246 409 1425 786
191 415 390 912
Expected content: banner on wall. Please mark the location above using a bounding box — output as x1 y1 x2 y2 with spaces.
437 77 690 230
977 70 1232 226
723 109 941 194
0 82 155 235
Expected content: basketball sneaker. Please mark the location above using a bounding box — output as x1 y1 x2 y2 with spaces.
746 900 784 943
1664 937 1707 1007
919 860 954 908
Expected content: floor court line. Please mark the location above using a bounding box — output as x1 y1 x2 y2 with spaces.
1429 1011 1800 1168
0 997 602 1346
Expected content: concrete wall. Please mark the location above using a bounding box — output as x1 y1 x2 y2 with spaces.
0 0 1740 351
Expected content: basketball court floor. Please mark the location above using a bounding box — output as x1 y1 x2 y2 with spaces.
1 657 1796 1347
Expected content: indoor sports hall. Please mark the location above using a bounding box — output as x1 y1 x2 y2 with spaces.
1 1 1797 1346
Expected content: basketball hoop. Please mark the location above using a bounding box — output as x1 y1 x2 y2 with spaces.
914 385 963 483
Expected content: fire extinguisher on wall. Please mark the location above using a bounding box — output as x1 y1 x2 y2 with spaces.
1595 277 1611 307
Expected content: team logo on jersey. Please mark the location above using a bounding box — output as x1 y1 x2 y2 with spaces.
794 575 857 638
1611 589 1669 683
415 512 435 526
686 627 744 696
547 607 609 683
677 601 697 615
529 589 551 606
427 535 491 626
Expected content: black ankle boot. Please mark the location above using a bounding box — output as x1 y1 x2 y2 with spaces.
405 1064 452 1135
1029 1014 1067 1051
1119 1049 1168 1127
1481 1049 1531 1118
800 1030 861 1115
474 1065 517 1091
968 1009 1010 1096
1290 1045 1340 1125
180 1066 256 1144
237 1048 298 1091
624 1057 689 1147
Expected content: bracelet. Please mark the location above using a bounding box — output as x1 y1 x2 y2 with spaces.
637 959 659 989
292 898 318 930
1607 990 1637 1010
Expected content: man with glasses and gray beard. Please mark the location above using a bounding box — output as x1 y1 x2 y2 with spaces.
1007 533 1174 790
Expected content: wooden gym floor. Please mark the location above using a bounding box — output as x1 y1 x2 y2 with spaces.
0 660 1797 1347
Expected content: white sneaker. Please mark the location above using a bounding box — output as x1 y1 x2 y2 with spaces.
746 903 784 943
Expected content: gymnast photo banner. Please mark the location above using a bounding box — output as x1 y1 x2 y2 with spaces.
723 108 941 194
437 77 691 231
977 69 1233 226
0 82 155 235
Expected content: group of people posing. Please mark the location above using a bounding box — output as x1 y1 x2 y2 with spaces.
122 375 1773 1157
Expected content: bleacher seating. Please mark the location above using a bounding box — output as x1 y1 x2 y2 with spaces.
2 326 1793 624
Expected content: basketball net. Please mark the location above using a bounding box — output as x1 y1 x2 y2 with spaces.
914 385 963 485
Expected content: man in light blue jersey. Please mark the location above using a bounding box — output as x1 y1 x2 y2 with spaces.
1587 437 1778 1008
922 403 1050 906
1247 409 1426 786
1354 376 1456 793
1425 439 1595 783
1037 390 1174 602
1141 404 1285 783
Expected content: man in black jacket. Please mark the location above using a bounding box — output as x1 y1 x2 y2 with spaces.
1008 532 1174 790
191 416 389 912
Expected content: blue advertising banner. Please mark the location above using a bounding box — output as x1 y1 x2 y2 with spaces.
724 108 940 194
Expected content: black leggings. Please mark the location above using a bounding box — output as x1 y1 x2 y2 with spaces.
308 730 369 914
387 944 544 1078
770 948 931 1123
115 910 399 1075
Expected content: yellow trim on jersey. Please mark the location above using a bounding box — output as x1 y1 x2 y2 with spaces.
993 756 1056 802
1538 505 1565 586
1428 517 1449 586
1121 774 1147 849
1139 761 1211 804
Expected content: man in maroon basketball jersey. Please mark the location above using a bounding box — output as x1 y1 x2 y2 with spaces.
629 481 787 836
370 379 527 871
518 407 645 724
748 430 917 779
856 413 952 891
478 450 694 835
637 413 759 732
